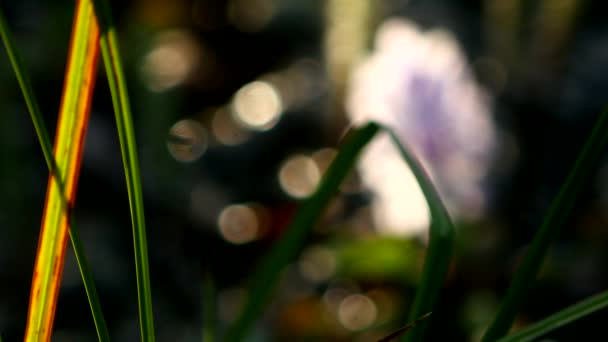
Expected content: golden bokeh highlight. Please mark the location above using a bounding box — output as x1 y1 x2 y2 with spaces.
278 154 321 198
337 294 378 331
261 59 323 110
167 119 207 162
141 30 201 92
227 0 277 33
231 81 283 131
217 203 261 244
211 107 250 145
298 245 337 283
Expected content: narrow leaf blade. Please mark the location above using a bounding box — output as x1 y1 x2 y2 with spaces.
0 3 109 341
482 108 608 341
379 125 455 342
91 0 156 339
497 290 608 342
224 123 380 342
24 0 99 340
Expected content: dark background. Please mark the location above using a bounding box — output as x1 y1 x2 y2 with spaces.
1 0 608 340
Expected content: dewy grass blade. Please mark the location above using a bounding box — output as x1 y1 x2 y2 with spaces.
380 125 455 342
91 0 156 339
23 0 100 341
224 123 379 342
0 5 109 341
482 108 608 341
496 290 608 342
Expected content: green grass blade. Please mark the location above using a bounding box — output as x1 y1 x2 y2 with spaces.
69 216 110 341
91 0 155 340
0 6 109 341
0 7 53 170
482 108 608 341
496 290 608 342
379 125 455 342
224 123 380 342
225 122 455 341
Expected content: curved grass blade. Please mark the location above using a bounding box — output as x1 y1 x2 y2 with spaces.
91 0 155 339
496 290 608 342
379 125 455 342
482 108 608 341
0 6 109 341
225 122 455 342
23 0 100 340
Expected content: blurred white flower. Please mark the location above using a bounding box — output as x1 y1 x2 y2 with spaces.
346 18 496 236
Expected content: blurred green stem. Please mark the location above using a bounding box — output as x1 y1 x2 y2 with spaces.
497 290 608 342
0 7 53 170
482 108 608 341
224 123 379 341
225 122 454 342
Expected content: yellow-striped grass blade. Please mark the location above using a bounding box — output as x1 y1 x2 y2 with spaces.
24 0 99 340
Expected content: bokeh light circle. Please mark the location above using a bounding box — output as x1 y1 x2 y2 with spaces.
167 119 207 162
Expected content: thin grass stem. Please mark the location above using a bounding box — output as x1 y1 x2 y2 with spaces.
91 0 155 340
496 290 608 342
482 108 608 341
0 8 53 169
68 216 110 341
